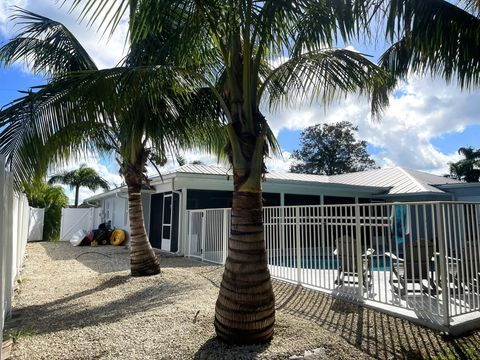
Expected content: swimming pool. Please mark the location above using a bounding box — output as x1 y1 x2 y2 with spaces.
268 254 392 271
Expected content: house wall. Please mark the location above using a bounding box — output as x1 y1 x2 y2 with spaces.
185 189 281 209
379 194 452 202
147 174 386 254
445 187 480 202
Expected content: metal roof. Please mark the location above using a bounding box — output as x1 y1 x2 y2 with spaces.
165 164 462 195
169 164 333 184
88 164 464 201
170 164 232 176
329 167 461 194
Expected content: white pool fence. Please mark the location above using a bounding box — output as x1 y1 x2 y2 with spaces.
187 201 480 335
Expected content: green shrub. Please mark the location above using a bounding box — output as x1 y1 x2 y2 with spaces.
21 179 69 241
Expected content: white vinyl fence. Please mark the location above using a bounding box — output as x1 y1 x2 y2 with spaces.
60 208 98 241
0 155 30 358
187 202 480 335
28 208 45 242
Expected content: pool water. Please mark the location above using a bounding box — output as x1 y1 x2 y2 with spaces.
269 255 392 271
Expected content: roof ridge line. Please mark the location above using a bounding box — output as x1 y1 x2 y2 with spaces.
397 167 428 192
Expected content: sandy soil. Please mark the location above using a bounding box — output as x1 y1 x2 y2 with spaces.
4 242 480 359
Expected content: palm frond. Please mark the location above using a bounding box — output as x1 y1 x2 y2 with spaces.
0 7 97 76
382 0 480 89
254 0 373 58
0 89 114 183
1 64 225 184
48 165 110 191
261 49 395 117
62 0 129 37
464 0 480 15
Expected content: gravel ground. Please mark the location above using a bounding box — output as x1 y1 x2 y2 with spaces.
4 242 480 360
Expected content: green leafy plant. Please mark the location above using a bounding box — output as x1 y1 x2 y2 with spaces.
21 179 68 241
4 326 35 343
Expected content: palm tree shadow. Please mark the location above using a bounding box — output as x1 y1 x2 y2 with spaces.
40 242 217 274
193 337 270 360
273 280 480 359
15 275 194 336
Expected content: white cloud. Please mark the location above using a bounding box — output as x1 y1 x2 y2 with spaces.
48 73 477 205
266 151 294 173
0 0 28 36
263 76 480 175
0 0 127 69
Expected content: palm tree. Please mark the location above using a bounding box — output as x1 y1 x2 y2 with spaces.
449 147 480 182
91 0 392 344
48 165 109 207
380 0 480 89
0 9 222 276
7 1 394 343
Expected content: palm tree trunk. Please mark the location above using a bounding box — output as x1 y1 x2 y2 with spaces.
74 185 79 207
127 179 160 276
214 189 275 344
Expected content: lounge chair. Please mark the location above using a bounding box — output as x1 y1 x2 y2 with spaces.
334 236 374 289
460 241 480 294
385 240 438 296
438 241 480 296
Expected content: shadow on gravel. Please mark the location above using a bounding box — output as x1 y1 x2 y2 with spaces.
273 281 480 359
15 275 193 336
159 257 220 270
40 242 220 273
193 337 270 360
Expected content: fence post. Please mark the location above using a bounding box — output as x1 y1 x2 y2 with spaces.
355 205 364 299
295 207 302 284
11 194 18 279
436 203 450 328
222 209 229 265
201 211 206 261
4 173 14 319
187 211 191 258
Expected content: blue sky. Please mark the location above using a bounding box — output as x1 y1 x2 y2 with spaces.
0 67 42 104
2 0 480 204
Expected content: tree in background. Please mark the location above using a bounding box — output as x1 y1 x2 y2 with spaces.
48 165 109 207
449 147 480 182
176 155 205 166
21 179 68 241
290 122 377 175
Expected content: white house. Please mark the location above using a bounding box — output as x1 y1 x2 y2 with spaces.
86 164 480 254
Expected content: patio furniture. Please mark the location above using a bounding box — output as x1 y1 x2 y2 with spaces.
334 236 374 288
385 239 438 296
438 241 480 295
